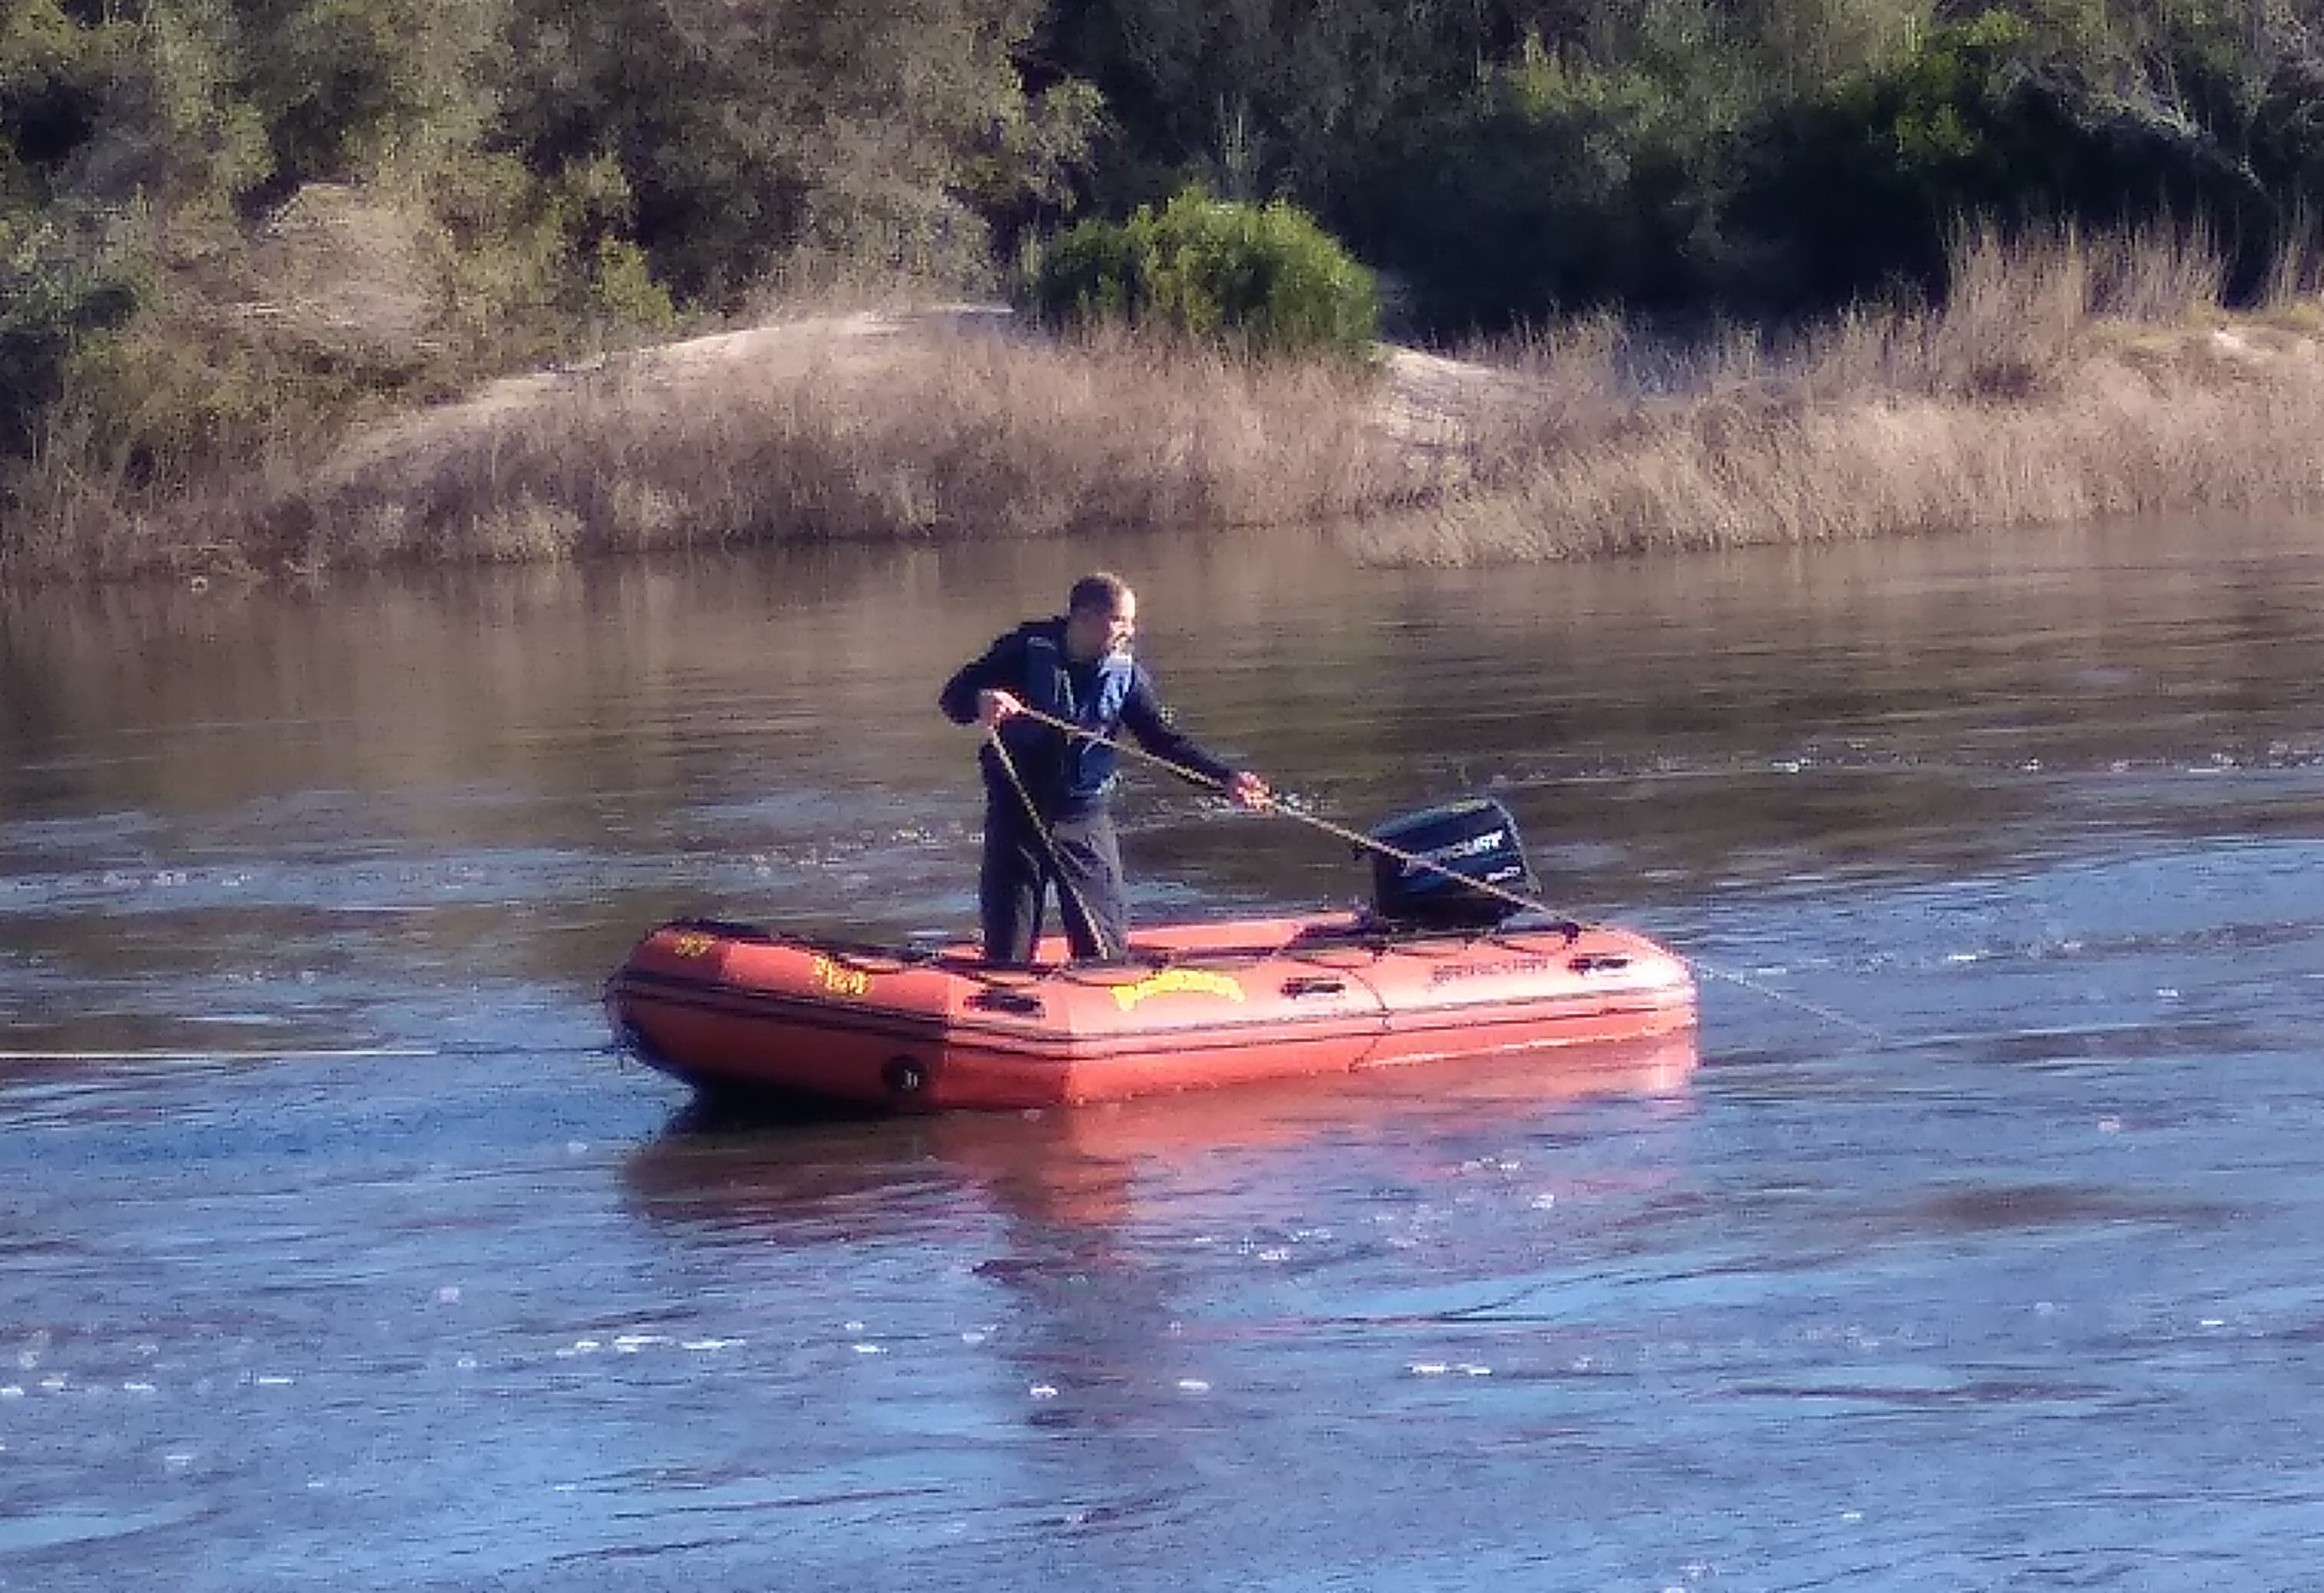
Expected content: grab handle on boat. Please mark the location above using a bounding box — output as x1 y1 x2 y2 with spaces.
969 988 1045 1016
1282 976 1347 998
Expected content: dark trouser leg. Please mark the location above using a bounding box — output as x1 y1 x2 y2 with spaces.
979 800 1050 964
1046 810 1128 961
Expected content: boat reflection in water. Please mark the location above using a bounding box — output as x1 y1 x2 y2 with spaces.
622 1004 1699 1478
618 1027 1698 1238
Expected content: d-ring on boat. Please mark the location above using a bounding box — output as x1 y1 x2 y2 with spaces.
605 798 1698 1112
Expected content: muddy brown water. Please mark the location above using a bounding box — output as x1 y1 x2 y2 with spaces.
5 519 2324 1591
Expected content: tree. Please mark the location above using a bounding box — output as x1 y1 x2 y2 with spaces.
1 211 139 464
498 0 1084 301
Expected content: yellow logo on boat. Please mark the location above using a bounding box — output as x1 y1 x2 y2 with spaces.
1112 968 1245 1012
667 931 717 958
811 954 873 999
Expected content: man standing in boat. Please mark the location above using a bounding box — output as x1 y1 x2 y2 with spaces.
941 572 1271 964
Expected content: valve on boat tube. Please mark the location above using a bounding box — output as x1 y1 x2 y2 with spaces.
883 1056 929 1096
1364 797 1535 929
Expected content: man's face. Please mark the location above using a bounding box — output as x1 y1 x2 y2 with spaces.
1066 591 1137 661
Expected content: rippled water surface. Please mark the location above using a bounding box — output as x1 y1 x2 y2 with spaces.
6 521 2324 1591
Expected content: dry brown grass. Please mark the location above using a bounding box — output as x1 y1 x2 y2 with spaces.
229 311 1414 574
1345 222 2324 565
13 223 2324 583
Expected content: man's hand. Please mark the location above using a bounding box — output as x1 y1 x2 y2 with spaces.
1226 771 1272 810
977 689 1025 728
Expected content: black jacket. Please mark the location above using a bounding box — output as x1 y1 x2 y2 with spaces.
940 617 1240 819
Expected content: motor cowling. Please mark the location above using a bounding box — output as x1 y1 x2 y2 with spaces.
1366 796 1534 928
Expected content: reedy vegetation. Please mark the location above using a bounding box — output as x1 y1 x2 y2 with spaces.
9 0 2324 581
1356 224 2324 564
114 224 2316 576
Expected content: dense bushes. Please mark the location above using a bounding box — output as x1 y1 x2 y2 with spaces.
1066 3 2324 331
1029 188 1379 359
0 214 139 461
15 0 2324 576
2 2 144 465
4 0 1096 551
1342 25 1746 332
1724 9 2297 313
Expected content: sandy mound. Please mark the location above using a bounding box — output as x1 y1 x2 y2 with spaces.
333 303 1503 488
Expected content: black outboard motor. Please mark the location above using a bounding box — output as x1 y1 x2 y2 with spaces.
1366 796 1535 929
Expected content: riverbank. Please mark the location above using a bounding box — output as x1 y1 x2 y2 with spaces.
9 228 2323 583
1351 229 2324 565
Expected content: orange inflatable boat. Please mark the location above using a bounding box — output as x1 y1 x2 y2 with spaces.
605 911 1698 1113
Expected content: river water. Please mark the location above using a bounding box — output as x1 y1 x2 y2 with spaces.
4 519 2323 1591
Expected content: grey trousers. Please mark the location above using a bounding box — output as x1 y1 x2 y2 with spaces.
978 802 1127 964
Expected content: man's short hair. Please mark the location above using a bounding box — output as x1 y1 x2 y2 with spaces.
1068 572 1133 617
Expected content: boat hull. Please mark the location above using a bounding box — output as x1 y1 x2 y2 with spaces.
605 913 1697 1112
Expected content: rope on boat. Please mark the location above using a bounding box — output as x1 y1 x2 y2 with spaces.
984 726 1119 960
0 1045 437 1063
1000 701 1885 1042
1004 700 1582 928
0 1042 610 1064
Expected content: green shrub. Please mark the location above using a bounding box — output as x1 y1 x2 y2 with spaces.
0 211 139 462
1028 188 1378 360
